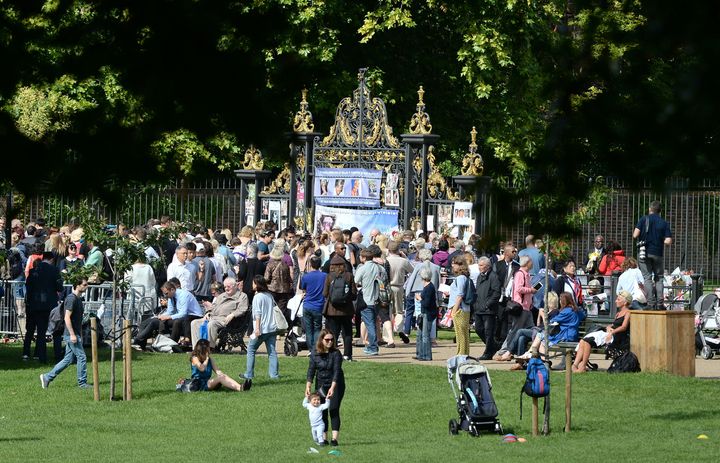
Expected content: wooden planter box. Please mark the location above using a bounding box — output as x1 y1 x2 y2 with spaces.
630 310 695 377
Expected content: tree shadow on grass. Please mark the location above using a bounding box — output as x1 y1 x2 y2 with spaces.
0 437 43 442
648 410 718 421
0 343 159 371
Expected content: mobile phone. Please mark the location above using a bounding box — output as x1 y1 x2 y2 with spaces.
533 281 543 291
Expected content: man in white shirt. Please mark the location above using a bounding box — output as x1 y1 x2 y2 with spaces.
167 245 193 292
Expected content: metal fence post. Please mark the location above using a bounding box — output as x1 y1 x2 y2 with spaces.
610 271 620 317
691 274 703 308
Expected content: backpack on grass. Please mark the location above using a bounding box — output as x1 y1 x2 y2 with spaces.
520 357 550 419
607 351 641 373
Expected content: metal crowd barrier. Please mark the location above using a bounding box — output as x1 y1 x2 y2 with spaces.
0 280 154 338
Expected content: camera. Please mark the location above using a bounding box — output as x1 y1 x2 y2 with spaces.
637 240 646 262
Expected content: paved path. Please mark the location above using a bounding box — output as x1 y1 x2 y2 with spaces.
279 338 720 378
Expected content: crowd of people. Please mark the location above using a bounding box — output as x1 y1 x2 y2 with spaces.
3 199 674 446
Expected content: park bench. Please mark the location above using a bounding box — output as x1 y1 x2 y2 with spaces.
549 316 616 368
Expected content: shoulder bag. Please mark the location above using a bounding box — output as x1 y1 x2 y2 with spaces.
273 304 289 331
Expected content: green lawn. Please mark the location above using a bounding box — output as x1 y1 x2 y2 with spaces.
0 344 718 462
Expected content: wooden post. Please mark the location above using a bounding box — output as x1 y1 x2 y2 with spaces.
124 319 132 400
532 397 539 436
91 317 100 402
122 320 127 401
564 349 572 432
541 235 551 435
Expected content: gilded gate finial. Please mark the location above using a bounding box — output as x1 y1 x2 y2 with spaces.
293 88 315 133
461 126 483 176
242 145 264 170
409 86 432 134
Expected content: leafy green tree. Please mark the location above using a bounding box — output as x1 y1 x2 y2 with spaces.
2 0 718 237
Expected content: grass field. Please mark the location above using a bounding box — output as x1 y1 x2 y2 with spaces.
1 343 718 462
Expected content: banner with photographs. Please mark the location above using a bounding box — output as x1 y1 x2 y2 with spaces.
384 172 400 207
314 167 382 207
452 201 473 226
314 205 399 237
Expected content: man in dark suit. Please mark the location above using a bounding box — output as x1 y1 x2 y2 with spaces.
584 234 606 276
237 242 264 307
474 257 502 359
493 244 520 343
23 252 64 363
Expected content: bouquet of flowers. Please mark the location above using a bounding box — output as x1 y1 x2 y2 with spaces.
586 250 600 271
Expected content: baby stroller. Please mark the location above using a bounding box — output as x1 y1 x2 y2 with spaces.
447 355 503 436
284 295 307 356
694 293 720 360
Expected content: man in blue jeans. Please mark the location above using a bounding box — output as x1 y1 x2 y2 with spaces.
354 248 386 356
40 278 90 389
300 256 326 354
633 200 673 309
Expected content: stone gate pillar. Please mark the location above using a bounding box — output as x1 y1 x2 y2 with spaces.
401 86 439 232
234 147 271 227
452 127 491 237
289 89 322 232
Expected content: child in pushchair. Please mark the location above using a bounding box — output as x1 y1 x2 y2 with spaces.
694 289 720 360
284 294 308 356
447 355 503 436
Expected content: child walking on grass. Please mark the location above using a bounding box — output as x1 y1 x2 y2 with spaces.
190 339 251 391
303 393 331 445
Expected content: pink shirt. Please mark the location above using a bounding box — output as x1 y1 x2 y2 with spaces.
512 268 534 311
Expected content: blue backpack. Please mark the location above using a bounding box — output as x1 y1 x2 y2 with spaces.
520 357 550 418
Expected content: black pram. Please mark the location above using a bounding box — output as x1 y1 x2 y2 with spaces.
447 355 503 436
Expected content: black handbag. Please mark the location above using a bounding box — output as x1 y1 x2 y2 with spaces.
505 300 523 316
176 378 202 392
607 351 641 373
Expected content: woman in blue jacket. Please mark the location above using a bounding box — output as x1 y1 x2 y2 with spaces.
516 292 586 361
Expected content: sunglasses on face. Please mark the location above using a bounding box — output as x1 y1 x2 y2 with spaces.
323 338 334 342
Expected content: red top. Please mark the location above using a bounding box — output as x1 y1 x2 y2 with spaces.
598 250 625 276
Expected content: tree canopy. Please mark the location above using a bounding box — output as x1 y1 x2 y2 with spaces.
2 0 718 234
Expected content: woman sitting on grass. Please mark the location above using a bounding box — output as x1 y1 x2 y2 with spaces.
190 339 250 391
572 290 632 373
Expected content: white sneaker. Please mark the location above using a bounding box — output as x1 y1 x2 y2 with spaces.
40 374 49 389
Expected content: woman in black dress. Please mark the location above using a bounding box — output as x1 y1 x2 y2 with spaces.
572 290 632 373
305 328 346 446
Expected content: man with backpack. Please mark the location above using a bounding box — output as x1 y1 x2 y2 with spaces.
324 255 357 361
40 278 91 389
387 241 413 343
354 248 387 356
8 246 28 335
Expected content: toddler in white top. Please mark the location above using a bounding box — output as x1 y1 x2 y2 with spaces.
303 393 331 445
